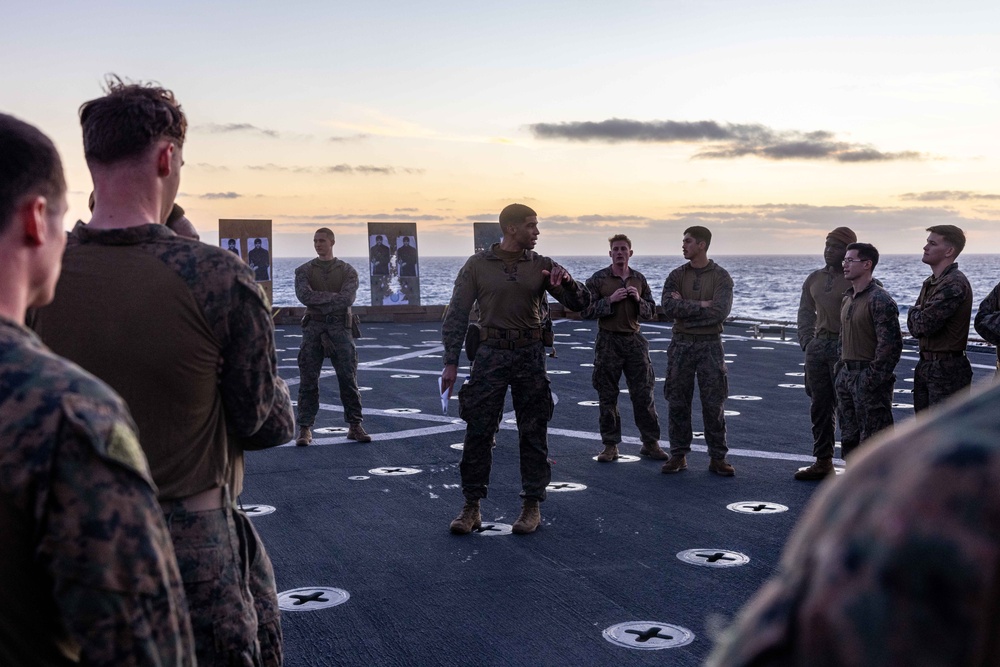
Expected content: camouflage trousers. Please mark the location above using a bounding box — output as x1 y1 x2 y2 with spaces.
913 356 973 413
458 342 553 502
835 365 894 459
803 337 841 459
663 338 729 458
162 498 281 666
297 321 363 426
592 330 660 446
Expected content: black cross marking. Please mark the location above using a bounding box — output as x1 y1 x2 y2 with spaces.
383 468 406 473
744 504 774 512
289 591 329 605
696 552 736 563
550 483 573 490
475 524 502 533
625 626 674 643
244 505 259 513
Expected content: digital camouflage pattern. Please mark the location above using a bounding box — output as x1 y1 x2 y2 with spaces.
973 281 1000 364
708 380 1000 667
798 266 852 459
837 283 901 458
0 318 194 666
444 248 590 501
582 266 659 446
235 510 283 666
660 261 733 458
295 258 365 427
458 344 554 501
907 263 973 412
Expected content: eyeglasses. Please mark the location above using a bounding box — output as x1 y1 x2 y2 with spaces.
842 258 869 266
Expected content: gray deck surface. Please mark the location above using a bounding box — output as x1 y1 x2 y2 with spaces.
240 320 996 666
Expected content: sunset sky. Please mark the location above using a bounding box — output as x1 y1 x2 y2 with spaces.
3 0 998 257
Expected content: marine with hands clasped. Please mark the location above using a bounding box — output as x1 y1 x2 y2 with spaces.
0 113 195 665
294 227 371 445
906 225 973 412
581 234 666 462
835 242 902 459
793 226 855 481
441 204 590 535
660 226 736 476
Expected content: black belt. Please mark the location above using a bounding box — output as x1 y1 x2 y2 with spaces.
920 350 965 360
672 332 721 342
481 338 542 350
843 360 870 371
815 331 839 340
481 327 542 341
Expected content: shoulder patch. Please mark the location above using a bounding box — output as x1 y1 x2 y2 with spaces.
61 392 152 480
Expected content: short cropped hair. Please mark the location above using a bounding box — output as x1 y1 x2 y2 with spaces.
316 227 335 242
684 226 712 249
927 225 966 256
79 75 187 165
847 242 880 270
0 113 66 234
608 233 632 248
499 203 537 229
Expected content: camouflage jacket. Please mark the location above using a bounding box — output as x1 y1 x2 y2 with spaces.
580 266 656 332
442 246 590 366
906 262 972 352
0 317 194 666
708 380 1000 666
840 281 902 387
974 281 1000 350
660 260 733 335
294 257 359 318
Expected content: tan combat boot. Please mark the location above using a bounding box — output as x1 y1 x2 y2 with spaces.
596 444 620 462
512 499 542 534
639 442 669 460
661 454 687 474
449 499 482 535
347 423 372 443
295 426 312 447
794 457 834 481
709 458 736 477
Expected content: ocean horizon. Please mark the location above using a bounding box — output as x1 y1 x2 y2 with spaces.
270 254 1000 333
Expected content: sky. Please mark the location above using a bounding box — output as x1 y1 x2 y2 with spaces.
3 0 998 257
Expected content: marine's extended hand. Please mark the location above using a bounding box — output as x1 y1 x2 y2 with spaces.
609 287 629 303
542 262 572 286
441 364 458 395
627 285 640 301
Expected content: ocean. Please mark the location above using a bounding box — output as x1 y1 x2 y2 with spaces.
272 255 1000 330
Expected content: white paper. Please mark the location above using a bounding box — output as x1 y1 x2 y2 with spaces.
438 377 451 415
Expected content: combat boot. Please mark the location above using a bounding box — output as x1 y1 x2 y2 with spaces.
794 457 834 481
709 458 736 477
295 426 312 447
512 499 542 534
449 499 482 535
596 444 620 462
661 454 687 473
639 442 669 460
347 423 372 443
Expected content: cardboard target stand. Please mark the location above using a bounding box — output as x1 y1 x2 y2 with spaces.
219 219 273 305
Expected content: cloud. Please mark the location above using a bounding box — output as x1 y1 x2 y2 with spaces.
528 118 924 163
899 190 1000 201
280 213 446 222
191 163 230 172
395 208 418 212
199 192 242 200
247 163 423 176
328 133 370 143
197 122 279 138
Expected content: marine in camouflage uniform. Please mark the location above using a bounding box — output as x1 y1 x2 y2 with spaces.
708 380 1000 667
30 80 293 667
0 111 195 666
442 204 589 535
660 226 735 476
294 227 369 444
794 227 855 480
581 234 664 461
974 282 1000 373
906 226 973 412
836 243 902 459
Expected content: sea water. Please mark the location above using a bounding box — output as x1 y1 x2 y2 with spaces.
271 255 1000 330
